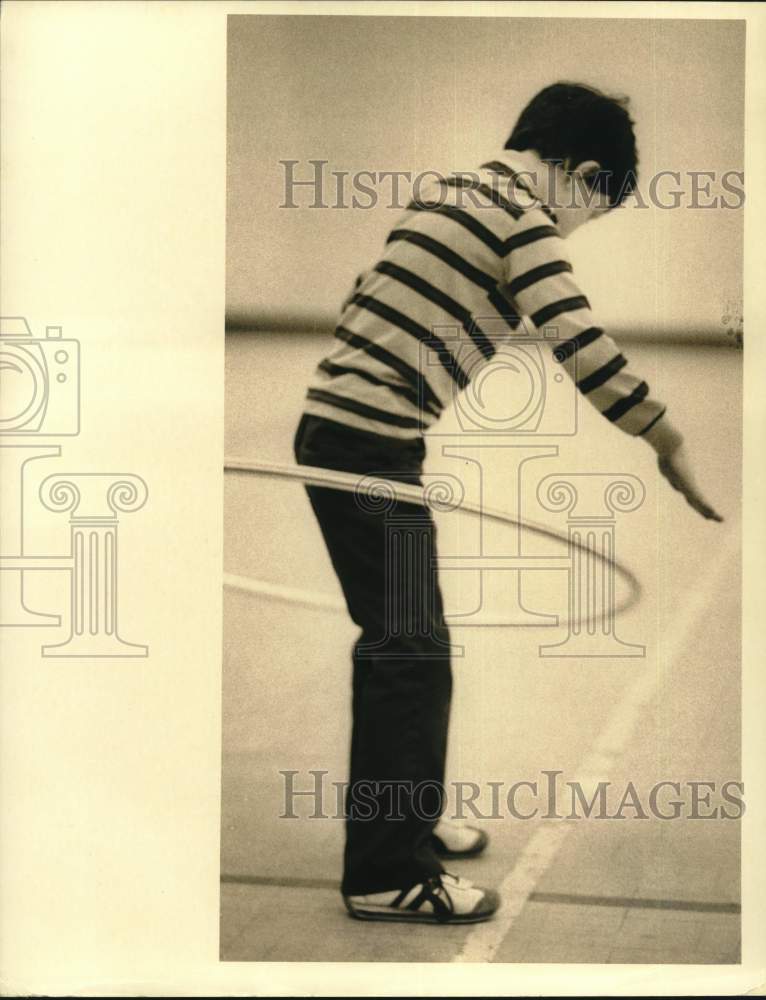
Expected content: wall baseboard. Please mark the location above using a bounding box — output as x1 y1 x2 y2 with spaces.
225 314 741 349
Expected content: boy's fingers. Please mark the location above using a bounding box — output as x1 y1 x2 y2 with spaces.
658 463 723 521
659 461 689 492
683 491 724 522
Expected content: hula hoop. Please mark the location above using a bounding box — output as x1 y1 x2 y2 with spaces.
224 458 643 624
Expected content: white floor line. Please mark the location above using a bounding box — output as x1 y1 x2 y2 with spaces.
224 573 346 613
454 527 740 964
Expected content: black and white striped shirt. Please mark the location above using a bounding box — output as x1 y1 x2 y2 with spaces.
304 151 666 440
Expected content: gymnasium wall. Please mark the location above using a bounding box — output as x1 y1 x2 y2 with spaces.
226 15 744 344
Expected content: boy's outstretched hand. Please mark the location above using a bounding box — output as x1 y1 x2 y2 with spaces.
657 445 724 521
643 418 724 522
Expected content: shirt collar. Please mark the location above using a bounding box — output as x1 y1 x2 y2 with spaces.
479 149 559 224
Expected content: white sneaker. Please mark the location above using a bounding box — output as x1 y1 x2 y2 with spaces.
344 872 499 924
431 817 489 858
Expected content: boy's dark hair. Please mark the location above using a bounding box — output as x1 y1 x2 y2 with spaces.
505 82 638 208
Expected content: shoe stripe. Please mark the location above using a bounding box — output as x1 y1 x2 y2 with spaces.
351 899 414 912
347 875 495 923
407 879 454 922
400 885 423 908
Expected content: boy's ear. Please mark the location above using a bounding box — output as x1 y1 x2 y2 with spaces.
572 159 601 181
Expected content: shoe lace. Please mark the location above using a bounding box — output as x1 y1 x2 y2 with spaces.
424 873 455 921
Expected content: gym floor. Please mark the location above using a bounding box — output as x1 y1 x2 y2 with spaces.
221 331 741 964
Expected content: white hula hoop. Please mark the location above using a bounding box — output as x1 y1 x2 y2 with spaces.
224 458 643 624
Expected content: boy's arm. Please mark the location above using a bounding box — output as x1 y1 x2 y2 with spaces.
505 212 723 521
341 271 369 313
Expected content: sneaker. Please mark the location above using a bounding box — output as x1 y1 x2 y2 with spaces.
344 872 499 924
431 817 489 858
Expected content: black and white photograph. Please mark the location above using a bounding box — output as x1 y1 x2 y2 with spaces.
223 12 744 965
2 2 765 996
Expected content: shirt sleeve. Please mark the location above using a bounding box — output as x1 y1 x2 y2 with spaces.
503 209 666 438
340 271 369 313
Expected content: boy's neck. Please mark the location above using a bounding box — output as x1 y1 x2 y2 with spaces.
500 148 606 236
499 148 559 209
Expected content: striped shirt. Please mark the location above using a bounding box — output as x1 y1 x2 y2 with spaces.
304 151 666 440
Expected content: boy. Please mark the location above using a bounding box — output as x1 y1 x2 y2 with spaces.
294 83 722 925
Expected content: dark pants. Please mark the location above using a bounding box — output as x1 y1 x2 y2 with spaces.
293 413 452 895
